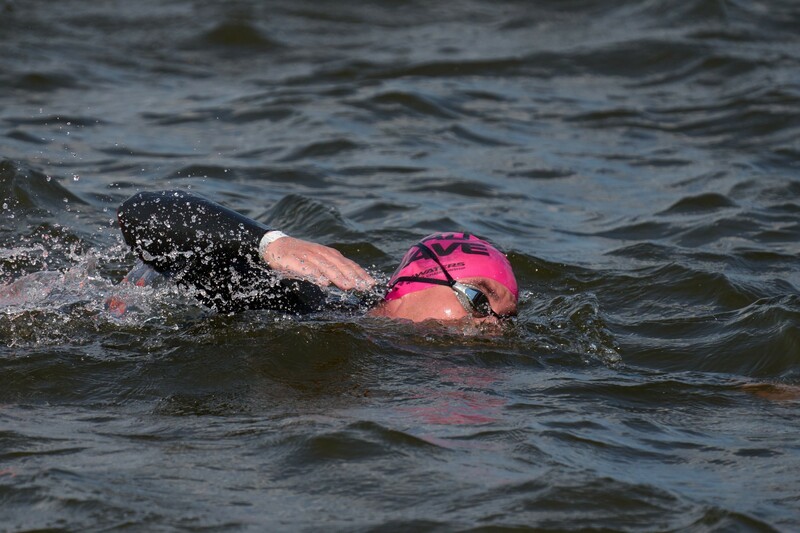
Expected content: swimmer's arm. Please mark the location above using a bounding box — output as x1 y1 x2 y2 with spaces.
117 190 374 290
118 190 268 274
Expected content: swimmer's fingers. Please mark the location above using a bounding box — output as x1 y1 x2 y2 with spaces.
319 248 377 290
279 245 375 291
263 237 376 291
307 246 376 290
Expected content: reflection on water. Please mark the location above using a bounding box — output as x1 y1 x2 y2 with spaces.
1 0 800 530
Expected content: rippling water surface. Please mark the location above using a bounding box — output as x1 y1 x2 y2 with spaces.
2 0 800 530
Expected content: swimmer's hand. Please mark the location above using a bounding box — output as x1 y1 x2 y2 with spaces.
262 236 376 291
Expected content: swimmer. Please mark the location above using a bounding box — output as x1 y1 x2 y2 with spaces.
116 190 518 324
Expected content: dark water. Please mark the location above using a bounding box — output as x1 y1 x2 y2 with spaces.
2 0 800 530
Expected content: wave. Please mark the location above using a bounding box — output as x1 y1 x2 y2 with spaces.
10 71 83 92
261 194 360 241
188 21 284 51
0 160 86 216
278 139 361 162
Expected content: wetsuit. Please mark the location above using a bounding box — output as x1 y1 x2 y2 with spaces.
117 190 325 313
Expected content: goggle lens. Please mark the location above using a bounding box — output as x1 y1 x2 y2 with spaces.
453 283 495 318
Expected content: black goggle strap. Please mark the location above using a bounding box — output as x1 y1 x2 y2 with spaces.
389 276 452 287
389 275 492 318
387 242 457 291
388 242 496 318
414 242 459 285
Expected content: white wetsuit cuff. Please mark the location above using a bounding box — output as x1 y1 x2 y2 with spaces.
259 230 288 260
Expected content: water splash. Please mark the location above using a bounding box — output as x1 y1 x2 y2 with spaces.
519 290 623 366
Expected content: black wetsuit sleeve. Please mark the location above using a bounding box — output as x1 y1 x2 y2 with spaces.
117 189 324 313
118 189 268 272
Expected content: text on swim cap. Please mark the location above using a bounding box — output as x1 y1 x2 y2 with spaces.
405 242 490 266
420 232 478 243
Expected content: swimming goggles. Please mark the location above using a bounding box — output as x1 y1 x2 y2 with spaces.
388 242 506 319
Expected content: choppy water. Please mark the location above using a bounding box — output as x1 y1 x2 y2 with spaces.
2 0 800 530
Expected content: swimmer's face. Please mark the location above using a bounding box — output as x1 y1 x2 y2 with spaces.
370 276 517 325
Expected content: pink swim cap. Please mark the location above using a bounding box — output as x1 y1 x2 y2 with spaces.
385 232 518 301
